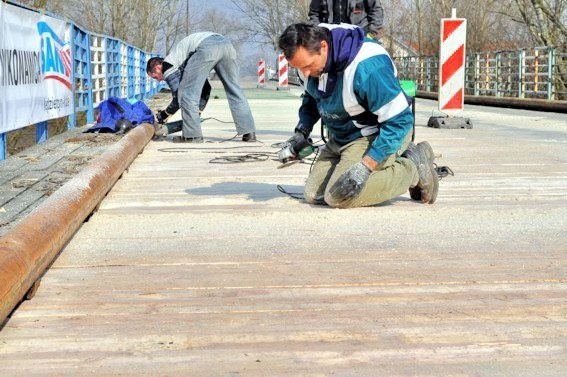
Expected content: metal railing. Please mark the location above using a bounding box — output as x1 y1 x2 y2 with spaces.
0 2 162 160
394 47 567 101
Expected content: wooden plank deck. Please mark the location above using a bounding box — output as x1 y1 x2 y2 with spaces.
1 87 566 376
0 132 122 233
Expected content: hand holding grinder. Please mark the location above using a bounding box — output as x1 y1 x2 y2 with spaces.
277 131 315 164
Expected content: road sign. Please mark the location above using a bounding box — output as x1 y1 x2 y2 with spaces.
278 53 289 90
439 14 467 114
257 59 265 87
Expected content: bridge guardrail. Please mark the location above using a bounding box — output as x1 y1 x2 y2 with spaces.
0 1 162 161
394 47 567 102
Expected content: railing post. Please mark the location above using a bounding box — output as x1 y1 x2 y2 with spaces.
474 53 480 96
534 49 540 94
68 24 77 130
495 52 501 97
105 37 120 98
120 42 128 98
90 34 106 107
417 58 422 90
128 46 135 98
0 133 6 161
519 49 525 98
548 46 555 100
484 53 490 94
139 51 146 99
426 57 431 92
71 24 94 124
133 49 141 100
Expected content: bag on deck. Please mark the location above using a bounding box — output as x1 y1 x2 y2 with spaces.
86 97 155 133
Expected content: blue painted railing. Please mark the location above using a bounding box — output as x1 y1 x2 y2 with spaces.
0 3 162 160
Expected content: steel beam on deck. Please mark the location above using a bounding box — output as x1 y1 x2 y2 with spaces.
416 91 567 113
0 123 154 325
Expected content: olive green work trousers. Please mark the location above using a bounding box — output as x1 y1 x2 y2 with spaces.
304 133 417 208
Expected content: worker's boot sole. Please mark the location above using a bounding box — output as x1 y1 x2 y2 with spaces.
402 141 439 204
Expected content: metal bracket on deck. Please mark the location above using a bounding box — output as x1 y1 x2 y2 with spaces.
427 116 473 129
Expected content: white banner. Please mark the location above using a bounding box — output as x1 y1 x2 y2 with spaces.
0 2 73 133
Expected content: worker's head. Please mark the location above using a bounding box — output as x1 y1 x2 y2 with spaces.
278 23 330 78
146 57 164 81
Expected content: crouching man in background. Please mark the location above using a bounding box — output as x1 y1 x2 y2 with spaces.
147 32 256 142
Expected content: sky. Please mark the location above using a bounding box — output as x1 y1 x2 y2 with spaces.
190 0 278 74
196 0 232 14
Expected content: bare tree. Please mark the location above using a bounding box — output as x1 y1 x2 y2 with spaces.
505 0 567 97
158 0 203 54
18 0 191 53
383 0 536 55
509 0 567 46
68 0 187 52
198 9 249 49
228 0 310 51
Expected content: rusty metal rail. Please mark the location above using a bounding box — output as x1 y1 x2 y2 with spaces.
0 123 154 325
416 90 567 113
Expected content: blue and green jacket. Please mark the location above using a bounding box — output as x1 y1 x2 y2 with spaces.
296 24 413 163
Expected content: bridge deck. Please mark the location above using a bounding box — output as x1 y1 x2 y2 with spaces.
1 85 566 375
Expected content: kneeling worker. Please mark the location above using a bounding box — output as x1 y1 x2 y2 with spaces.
147 32 256 142
278 23 438 208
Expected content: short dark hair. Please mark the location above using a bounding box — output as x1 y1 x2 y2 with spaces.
146 57 163 73
278 23 330 60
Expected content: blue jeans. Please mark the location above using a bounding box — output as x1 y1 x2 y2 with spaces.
179 35 255 138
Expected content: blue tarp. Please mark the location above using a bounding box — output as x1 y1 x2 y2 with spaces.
86 97 155 133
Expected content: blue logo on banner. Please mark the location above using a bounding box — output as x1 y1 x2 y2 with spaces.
37 21 71 90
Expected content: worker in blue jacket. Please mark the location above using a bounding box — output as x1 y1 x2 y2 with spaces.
278 23 438 208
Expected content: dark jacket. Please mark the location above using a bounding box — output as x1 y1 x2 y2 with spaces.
308 0 384 36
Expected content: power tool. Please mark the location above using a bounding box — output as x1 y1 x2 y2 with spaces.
276 135 316 168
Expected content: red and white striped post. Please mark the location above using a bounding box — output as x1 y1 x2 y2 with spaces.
428 8 472 129
277 53 289 90
439 9 466 114
257 59 265 87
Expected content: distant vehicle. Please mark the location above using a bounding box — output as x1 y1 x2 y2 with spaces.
267 67 276 81
288 67 300 85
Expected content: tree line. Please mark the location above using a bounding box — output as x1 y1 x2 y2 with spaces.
18 0 567 58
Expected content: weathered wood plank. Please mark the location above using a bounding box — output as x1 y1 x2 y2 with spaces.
1 93 566 376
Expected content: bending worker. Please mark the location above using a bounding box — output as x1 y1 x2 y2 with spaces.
277 23 438 208
146 32 256 142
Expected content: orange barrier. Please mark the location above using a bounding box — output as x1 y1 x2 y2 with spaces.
0 123 154 325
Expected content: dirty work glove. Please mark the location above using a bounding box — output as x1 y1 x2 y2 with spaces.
155 110 169 124
286 132 307 153
328 161 372 203
277 132 307 162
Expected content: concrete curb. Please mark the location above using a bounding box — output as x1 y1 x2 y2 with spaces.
0 123 154 325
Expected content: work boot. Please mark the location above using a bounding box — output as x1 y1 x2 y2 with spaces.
402 142 421 201
242 132 256 142
406 142 434 201
402 141 438 204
